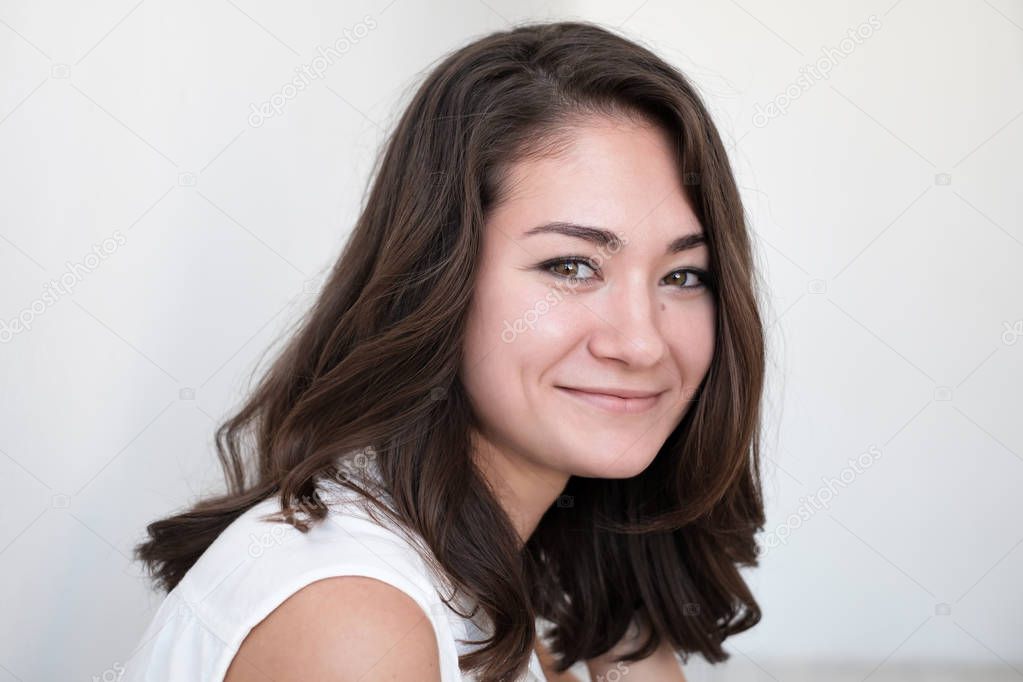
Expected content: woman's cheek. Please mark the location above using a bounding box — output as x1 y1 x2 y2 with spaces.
529 286 595 345
486 280 582 346
683 298 717 380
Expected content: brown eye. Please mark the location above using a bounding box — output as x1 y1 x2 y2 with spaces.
542 258 598 280
664 269 709 290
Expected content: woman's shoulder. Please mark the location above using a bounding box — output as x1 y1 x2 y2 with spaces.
184 477 454 632
124 474 464 681
224 573 444 681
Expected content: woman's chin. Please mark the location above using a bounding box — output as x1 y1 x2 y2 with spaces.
570 451 658 480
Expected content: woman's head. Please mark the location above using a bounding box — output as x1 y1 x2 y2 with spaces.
136 20 766 682
463 112 716 486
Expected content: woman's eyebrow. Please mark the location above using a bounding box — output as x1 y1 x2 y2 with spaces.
522 221 706 255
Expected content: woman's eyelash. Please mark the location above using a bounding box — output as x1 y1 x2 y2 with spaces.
538 256 600 279
537 257 713 290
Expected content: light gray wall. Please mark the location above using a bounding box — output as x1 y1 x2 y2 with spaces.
0 0 1019 679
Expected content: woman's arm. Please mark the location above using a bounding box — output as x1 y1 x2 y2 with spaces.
533 621 687 682
583 620 687 682
534 636 584 681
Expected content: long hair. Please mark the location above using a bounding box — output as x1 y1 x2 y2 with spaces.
135 20 767 681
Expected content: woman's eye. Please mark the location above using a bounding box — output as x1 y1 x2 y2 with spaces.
663 268 710 290
538 259 712 291
543 258 598 280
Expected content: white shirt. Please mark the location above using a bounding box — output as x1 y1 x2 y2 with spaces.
122 465 548 681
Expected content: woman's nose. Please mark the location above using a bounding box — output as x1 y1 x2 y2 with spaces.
584 277 668 368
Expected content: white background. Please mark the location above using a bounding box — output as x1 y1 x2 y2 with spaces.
0 0 1021 680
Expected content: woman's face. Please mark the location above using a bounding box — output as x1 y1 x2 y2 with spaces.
461 115 716 481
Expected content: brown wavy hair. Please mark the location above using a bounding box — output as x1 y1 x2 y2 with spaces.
135 19 767 681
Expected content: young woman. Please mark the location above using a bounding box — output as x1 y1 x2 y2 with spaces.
124 19 767 682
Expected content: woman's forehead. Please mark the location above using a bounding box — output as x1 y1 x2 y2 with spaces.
489 119 695 227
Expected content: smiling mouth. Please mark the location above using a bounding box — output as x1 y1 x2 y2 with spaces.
556 386 664 415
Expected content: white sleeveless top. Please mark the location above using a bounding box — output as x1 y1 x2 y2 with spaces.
122 460 549 681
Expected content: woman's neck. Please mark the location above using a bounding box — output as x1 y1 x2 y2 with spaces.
471 433 570 546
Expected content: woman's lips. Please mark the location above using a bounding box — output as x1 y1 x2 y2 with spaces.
556 386 663 414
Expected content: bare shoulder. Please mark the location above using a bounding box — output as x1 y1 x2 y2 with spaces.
224 575 442 681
